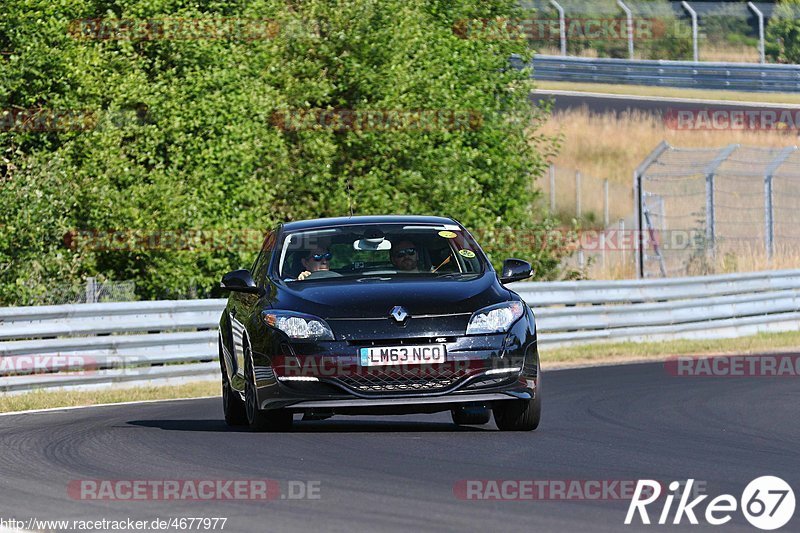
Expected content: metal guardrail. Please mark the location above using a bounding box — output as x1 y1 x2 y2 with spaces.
531 55 800 92
1 269 799 393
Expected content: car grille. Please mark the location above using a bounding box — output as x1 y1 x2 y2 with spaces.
332 367 463 394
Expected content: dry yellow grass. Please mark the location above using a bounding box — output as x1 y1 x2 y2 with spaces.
699 42 760 63
543 330 800 367
532 109 800 279
539 108 800 185
537 43 760 63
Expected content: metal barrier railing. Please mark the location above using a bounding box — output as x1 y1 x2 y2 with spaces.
2 269 799 392
530 55 800 92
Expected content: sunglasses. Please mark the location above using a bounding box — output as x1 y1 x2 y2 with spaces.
393 247 416 258
309 252 332 261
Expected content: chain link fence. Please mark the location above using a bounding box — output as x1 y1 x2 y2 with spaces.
23 278 137 306
635 142 800 278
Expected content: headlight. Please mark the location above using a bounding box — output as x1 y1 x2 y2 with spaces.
466 301 525 335
262 311 334 340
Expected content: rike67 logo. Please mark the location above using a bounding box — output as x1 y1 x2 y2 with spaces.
626 477 795 530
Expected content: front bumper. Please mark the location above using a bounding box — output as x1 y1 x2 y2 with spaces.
248 315 539 414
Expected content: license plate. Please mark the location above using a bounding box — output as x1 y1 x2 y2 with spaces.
359 345 447 366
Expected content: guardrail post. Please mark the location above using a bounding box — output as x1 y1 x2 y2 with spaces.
549 0 566 56
747 2 765 64
681 1 698 62
617 0 634 59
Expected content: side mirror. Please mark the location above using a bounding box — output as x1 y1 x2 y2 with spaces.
220 269 260 294
499 258 533 284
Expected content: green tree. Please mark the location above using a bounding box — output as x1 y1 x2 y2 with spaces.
0 0 565 305
767 0 800 63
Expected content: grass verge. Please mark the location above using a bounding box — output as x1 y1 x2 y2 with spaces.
0 380 219 414
536 80 800 104
543 330 800 368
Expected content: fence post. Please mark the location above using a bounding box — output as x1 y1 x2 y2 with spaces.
85 277 97 304
747 2 765 64
704 144 739 267
634 141 670 278
705 172 715 261
601 179 609 269
549 0 566 56
549 164 556 212
575 171 584 268
764 172 774 260
619 218 626 273
681 1 698 62
763 146 797 260
617 0 634 59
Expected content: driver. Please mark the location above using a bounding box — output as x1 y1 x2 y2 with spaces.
390 240 419 272
297 247 331 281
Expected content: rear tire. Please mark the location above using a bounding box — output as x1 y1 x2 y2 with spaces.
451 406 491 426
493 395 541 431
244 347 293 432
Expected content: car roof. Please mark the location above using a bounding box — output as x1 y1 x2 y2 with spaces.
280 215 460 232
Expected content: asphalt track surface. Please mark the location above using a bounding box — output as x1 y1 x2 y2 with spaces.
532 90 800 117
1 362 798 533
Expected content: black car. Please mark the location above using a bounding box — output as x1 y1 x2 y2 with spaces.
218 215 540 431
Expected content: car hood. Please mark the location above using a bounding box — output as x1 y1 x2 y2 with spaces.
270 272 510 319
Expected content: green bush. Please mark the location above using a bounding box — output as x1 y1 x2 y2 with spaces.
767 0 800 63
0 0 566 305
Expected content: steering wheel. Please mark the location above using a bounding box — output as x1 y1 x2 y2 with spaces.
305 270 343 279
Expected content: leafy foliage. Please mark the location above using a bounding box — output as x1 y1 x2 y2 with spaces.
767 0 800 63
0 0 565 304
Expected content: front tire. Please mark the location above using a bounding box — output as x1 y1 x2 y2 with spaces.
493 395 541 431
220 340 246 426
244 347 292 432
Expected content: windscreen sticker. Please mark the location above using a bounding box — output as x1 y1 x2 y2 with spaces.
458 249 475 258
438 231 457 239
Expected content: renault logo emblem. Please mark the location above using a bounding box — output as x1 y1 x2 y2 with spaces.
390 306 408 322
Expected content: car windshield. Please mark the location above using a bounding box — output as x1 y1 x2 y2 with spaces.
275 223 486 282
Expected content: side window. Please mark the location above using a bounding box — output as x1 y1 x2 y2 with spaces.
252 229 277 287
